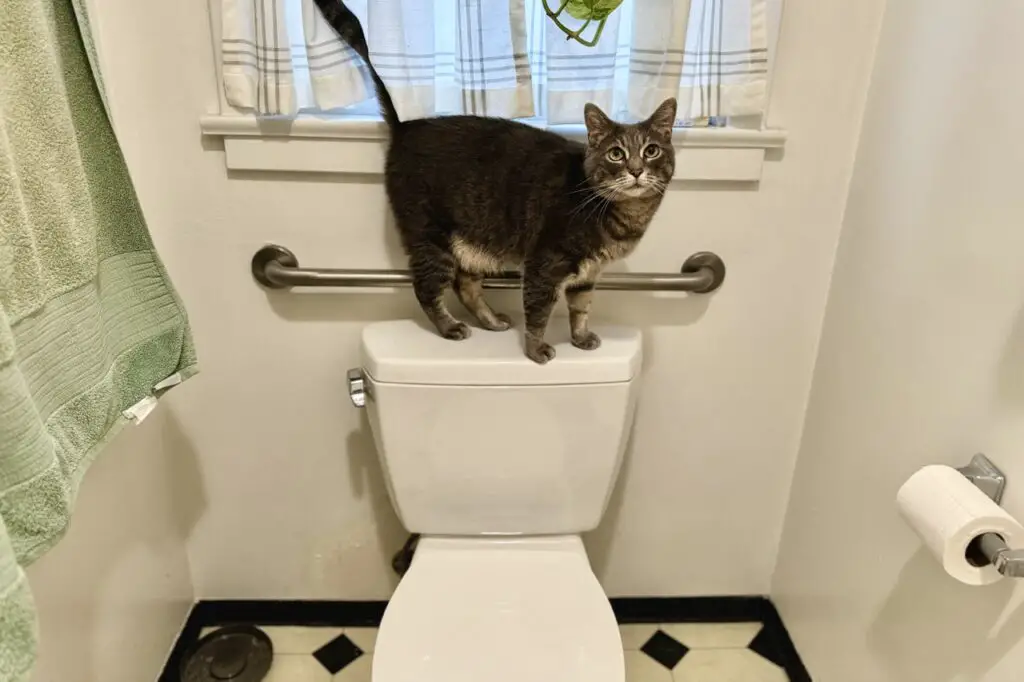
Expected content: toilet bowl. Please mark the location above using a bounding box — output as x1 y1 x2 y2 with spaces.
352 320 642 682
374 536 622 682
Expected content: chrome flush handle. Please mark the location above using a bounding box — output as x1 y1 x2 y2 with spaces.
347 368 367 408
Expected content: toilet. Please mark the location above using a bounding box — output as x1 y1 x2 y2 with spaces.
350 319 642 682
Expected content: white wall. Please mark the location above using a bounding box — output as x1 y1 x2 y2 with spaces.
83 0 885 600
27 412 196 682
773 2 1024 680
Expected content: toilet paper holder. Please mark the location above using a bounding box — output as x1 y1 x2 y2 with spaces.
958 454 1024 578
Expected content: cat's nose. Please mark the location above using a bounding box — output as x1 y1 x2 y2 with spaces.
628 168 643 178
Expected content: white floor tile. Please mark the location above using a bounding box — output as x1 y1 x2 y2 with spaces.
189 620 791 682
345 627 378 652
620 624 660 650
263 654 333 682
333 654 373 682
673 649 787 682
259 626 344 654
625 650 675 682
660 623 763 649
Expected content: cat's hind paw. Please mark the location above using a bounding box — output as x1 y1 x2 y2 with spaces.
440 322 471 340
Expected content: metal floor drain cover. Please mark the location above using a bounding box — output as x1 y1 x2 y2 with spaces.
180 625 273 682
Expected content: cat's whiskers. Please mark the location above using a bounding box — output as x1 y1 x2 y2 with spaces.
646 179 667 196
569 181 619 220
594 192 614 228
568 192 607 222
580 183 620 224
602 177 635 200
567 178 595 195
580 197 605 225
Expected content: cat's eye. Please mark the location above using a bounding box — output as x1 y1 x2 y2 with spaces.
642 144 661 160
606 147 626 162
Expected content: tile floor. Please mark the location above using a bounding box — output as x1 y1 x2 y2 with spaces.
199 621 790 682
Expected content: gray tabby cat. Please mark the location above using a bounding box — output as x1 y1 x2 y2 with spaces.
313 0 676 364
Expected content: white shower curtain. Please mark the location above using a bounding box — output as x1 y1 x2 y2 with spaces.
219 0 769 123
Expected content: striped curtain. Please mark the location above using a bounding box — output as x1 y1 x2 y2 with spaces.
221 0 299 116
627 0 769 124
220 0 769 124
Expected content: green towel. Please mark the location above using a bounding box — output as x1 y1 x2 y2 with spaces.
0 0 198 679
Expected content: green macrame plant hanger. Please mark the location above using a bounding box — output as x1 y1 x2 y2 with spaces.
543 0 624 47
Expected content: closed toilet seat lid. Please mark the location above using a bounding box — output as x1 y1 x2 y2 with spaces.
373 536 623 682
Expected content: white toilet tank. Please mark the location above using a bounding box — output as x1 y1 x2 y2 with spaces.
358 320 642 536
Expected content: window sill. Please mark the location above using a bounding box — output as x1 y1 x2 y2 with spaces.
199 115 787 183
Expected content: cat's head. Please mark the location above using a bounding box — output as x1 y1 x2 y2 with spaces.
582 98 677 201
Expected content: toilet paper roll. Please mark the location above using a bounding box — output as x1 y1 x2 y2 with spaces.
897 465 1024 586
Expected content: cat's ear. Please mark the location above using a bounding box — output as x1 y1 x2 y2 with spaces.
644 98 678 138
584 103 614 145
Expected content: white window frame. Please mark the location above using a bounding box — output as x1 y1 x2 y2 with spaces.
199 0 788 183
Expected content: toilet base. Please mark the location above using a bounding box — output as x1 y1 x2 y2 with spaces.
374 535 623 682
390 533 419 576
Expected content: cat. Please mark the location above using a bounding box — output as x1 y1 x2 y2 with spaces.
313 0 676 364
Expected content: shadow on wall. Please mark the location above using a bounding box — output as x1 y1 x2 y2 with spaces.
868 550 1024 682
345 412 406 588
164 410 209 542
585 411 639 583
587 319 677 584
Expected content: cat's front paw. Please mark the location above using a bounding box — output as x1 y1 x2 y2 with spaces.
440 322 471 340
525 339 556 364
571 331 602 351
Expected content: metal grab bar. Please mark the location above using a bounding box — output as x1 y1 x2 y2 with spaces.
251 244 727 293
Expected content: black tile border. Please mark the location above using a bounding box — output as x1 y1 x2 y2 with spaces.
612 595 766 623
758 598 812 682
612 596 810 682
159 597 809 682
194 599 388 627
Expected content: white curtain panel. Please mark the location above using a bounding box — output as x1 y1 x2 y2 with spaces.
299 0 370 112
627 0 769 121
223 0 533 118
450 0 534 117
534 0 769 124
221 0 769 122
539 0 630 124
221 0 299 115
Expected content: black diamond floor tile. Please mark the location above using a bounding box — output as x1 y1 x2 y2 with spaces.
313 633 364 674
640 630 690 670
748 624 786 669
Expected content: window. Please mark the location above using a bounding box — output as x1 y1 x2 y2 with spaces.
205 0 787 181
223 0 774 125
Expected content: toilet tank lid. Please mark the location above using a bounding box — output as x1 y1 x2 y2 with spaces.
360 320 642 385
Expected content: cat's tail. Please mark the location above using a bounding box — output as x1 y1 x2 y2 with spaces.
312 0 401 129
